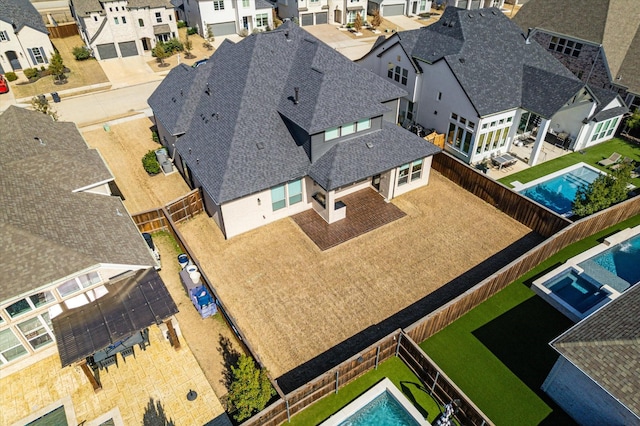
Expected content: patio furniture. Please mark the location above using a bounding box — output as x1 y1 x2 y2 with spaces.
98 354 118 371
120 346 135 362
631 166 640 179
492 153 518 170
610 157 634 171
597 152 622 167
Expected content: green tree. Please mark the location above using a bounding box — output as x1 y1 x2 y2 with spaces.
153 43 169 66
354 12 363 33
184 33 194 58
48 51 66 83
371 8 382 30
227 355 274 421
31 96 58 121
272 9 282 29
572 164 632 217
624 110 640 132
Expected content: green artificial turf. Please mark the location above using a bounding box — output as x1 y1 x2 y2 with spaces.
288 357 444 425
421 214 640 426
499 138 640 188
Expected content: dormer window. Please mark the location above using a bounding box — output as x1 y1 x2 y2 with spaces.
325 118 371 141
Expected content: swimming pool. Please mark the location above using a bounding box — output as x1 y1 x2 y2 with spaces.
516 163 603 216
584 233 640 286
320 378 427 426
544 269 609 314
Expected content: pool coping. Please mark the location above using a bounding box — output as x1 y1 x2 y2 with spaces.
318 377 430 426
531 225 640 322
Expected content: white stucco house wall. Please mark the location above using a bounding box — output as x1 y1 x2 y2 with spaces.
70 0 178 60
276 0 371 26
358 7 628 167
444 0 504 9
181 0 273 37
0 0 55 73
368 0 431 17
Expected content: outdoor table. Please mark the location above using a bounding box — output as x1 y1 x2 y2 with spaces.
492 153 517 170
93 331 144 362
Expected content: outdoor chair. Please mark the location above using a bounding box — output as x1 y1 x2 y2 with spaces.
631 166 640 179
597 152 622 167
120 346 135 362
98 355 118 371
610 157 634 171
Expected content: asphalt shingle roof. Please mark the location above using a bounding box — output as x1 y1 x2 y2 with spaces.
390 7 584 118
71 0 172 16
255 0 274 10
513 0 640 97
0 106 155 302
149 22 438 204
0 0 47 33
551 283 640 417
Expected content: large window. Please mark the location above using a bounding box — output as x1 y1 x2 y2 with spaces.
155 12 162 22
213 0 225 10
57 272 101 298
4 291 55 318
0 329 28 364
271 179 303 211
398 160 423 186
256 13 268 27
446 113 475 156
17 313 54 350
387 64 408 85
28 47 47 65
549 36 582 57
242 0 250 6
591 117 619 141
325 119 371 141
0 31 9 42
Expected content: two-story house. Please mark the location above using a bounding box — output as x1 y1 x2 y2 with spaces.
277 0 369 26
0 0 55 73
514 0 640 112
180 0 273 37
148 22 440 239
70 0 179 60
358 7 628 167
368 0 431 17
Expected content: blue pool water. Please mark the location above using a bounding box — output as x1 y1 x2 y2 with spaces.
338 391 420 426
587 234 640 285
519 165 601 215
545 269 609 313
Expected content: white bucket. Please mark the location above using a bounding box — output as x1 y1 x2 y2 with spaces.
189 271 201 284
186 265 198 274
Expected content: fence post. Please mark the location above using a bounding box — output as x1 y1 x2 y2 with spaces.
375 346 380 369
430 371 440 394
285 399 291 423
335 371 339 394
395 333 403 357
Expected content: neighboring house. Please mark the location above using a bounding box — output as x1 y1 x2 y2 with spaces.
148 22 440 239
0 0 54 74
443 0 504 9
0 106 176 385
367 0 432 18
69 0 179 60
513 0 640 112
358 7 628 167
277 0 369 26
542 283 640 425
182 0 273 37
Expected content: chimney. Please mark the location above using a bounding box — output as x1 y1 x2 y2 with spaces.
294 87 300 105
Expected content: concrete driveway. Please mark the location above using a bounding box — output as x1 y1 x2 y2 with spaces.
383 14 427 30
302 24 380 60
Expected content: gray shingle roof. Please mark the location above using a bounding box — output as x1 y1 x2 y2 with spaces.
70 0 103 16
0 0 47 34
0 106 155 303
588 85 629 122
551 283 640 417
149 22 437 204
255 0 274 10
389 7 584 118
513 0 640 97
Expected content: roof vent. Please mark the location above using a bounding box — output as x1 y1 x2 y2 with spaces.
205 83 211 96
294 87 300 105
34 137 45 146
212 112 219 120
366 141 373 149
448 21 455 27
180 90 183 96
459 57 465 64
491 10 497 15
442 20 448 26
479 11 485 17
285 30 290 41
256 142 265 150
171 97 176 102
468 13 473 18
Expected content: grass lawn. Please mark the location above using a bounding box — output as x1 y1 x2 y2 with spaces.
288 357 444 425
421 214 640 426
499 138 640 188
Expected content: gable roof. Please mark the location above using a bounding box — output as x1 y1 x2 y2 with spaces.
513 0 640 97
0 0 47 34
0 106 154 303
381 7 584 118
551 284 640 417
255 0 274 10
71 0 173 16
149 22 439 204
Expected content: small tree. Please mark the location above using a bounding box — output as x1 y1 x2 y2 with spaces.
227 355 274 421
31 96 59 121
48 51 66 83
371 8 382 30
153 43 169 66
184 33 194 58
354 12 363 33
572 164 632 217
272 9 282 29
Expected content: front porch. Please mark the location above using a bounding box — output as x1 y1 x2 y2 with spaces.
292 188 406 250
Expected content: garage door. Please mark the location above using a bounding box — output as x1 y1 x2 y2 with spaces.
96 43 117 60
118 41 138 57
315 12 327 24
301 13 313 26
208 22 236 36
383 4 405 15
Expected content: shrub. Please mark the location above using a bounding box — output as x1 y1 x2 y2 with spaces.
162 38 184 53
151 130 159 143
572 165 633 217
239 28 249 37
187 27 198 35
142 150 161 175
24 68 39 80
227 355 275 421
72 46 92 60
5 72 18 82
177 20 187 28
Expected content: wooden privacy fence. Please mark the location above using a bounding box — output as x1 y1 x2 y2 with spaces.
47 23 79 38
131 188 204 233
432 152 572 237
406 193 640 344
